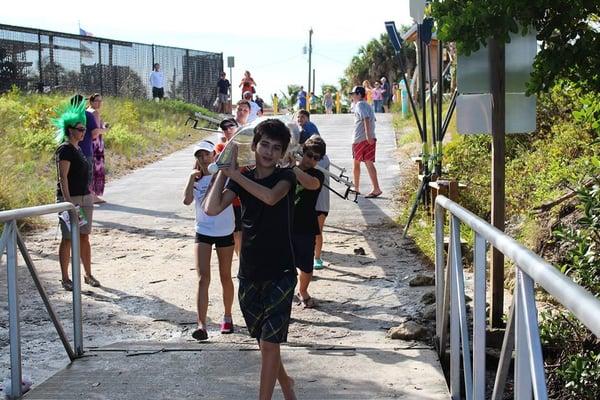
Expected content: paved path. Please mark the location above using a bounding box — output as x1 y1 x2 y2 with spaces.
19 113 448 399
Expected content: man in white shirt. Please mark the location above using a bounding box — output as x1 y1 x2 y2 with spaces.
150 63 164 101
242 91 261 123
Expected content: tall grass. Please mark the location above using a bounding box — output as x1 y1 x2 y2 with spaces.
0 88 213 229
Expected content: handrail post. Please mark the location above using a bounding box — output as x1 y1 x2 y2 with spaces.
449 216 461 399
6 221 23 399
473 233 487 399
515 269 533 399
69 209 84 356
434 202 445 345
519 271 549 399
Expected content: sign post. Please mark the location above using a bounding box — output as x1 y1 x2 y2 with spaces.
227 56 235 112
489 38 506 329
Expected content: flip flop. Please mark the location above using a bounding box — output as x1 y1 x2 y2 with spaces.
365 192 382 198
301 297 316 309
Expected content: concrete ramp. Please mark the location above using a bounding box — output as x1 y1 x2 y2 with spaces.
23 341 449 399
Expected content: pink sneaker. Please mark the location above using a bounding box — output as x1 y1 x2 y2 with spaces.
220 320 234 334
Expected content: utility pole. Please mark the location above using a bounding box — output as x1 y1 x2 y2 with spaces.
312 68 315 95
308 28 313 94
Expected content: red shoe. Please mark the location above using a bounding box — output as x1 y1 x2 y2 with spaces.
220 320 234 334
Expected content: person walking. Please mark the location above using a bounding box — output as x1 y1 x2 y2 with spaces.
205 119 298 400
313 150 330 270
291 136 325 308
349 85 382 198
183 140 236 340
150 63 164 101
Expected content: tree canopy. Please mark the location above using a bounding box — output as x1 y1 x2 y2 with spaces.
430 0 600 93
343 29 415 92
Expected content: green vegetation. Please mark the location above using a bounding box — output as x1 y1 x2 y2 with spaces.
395 82 599 398
431 0 600 94
343 28 416 92
0 87 213 229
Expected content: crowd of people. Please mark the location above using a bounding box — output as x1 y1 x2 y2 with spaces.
51 67 385 399
179 80 382 398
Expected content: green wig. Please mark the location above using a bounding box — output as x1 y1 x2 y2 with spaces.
52 96 87 143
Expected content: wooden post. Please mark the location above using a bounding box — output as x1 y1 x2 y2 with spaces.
489 38 505 329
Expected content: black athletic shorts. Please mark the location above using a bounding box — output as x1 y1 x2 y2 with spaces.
152 87 164 99
195 232 234 248
238 273 297 344
293 233 316 273
233 205 242 232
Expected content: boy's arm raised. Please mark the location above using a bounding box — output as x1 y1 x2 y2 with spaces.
226 169 291 206
204 171 236 215
292 166 321 190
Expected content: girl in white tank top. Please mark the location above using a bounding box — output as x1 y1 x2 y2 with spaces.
183 140 235 340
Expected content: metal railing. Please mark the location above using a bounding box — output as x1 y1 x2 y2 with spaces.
434 195 600 400
0 203 84 399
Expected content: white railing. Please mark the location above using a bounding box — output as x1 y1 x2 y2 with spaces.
0 203 84 399
434 195 600 400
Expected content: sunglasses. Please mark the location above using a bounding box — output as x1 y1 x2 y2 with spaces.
304 151 321 161
223 124 236 130
70 126 86 132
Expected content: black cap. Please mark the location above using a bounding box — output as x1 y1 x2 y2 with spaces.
219 118 238 131
349 85 366 97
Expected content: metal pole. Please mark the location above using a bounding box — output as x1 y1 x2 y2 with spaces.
427 45 436 159
37 32 43 93
16 231 76 360
6 221 23 399
449 218 460 398
185 49 191 103
473 233 487 400
434 204 445 343
229 66 233 108
69 209 84 356
312 68 316 95
436 40 443 176
418 24 428 177
489 38 506 329
98 41 103 96
308 28 313 95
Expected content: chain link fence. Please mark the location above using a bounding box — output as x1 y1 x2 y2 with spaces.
0 23 222 108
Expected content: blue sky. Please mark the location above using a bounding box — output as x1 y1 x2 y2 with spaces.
3 0 413 99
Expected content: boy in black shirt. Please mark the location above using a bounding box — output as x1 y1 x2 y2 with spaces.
205 119 297 400
291 136 325 308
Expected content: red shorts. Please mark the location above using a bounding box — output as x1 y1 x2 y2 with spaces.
352 139 377 162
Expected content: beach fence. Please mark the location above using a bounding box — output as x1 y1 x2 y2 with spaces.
0 23 222 108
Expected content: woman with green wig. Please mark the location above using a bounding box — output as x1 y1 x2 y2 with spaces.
53 96 101 291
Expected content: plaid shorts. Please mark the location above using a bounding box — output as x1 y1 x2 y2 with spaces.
238 273 297 343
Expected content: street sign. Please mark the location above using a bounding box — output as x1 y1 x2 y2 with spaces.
457 29 537 134
227 56 234 68
410 0 426 24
